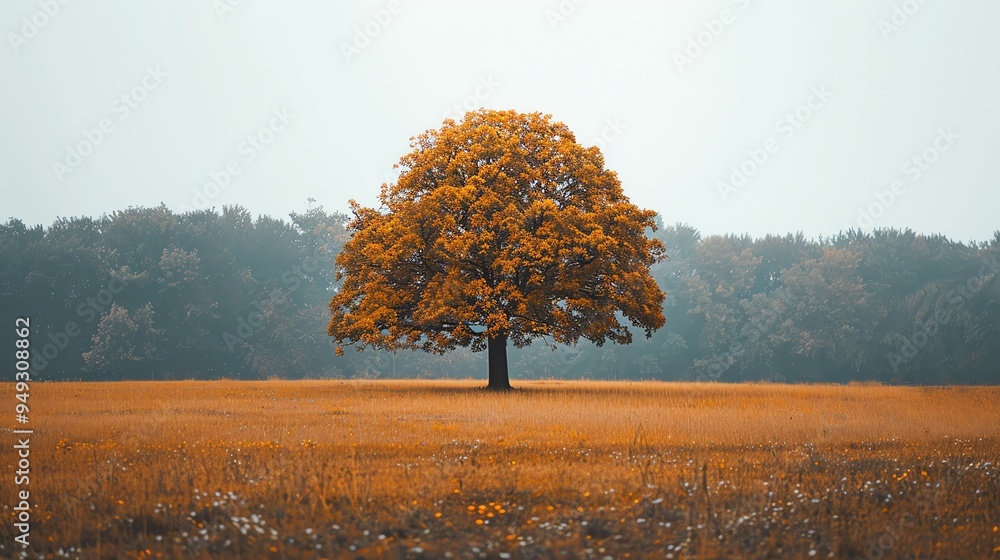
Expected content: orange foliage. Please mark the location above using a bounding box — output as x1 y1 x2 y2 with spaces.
329 109 666 357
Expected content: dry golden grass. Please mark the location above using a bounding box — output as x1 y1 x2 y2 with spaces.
2 380 999 559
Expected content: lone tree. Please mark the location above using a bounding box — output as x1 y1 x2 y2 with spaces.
328 110 666 390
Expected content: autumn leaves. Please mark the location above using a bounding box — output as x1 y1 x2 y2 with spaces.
328 110 665 384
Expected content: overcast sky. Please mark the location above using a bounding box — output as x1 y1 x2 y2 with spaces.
3 0 998 242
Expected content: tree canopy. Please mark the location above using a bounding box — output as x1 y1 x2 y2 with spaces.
328 110 667 389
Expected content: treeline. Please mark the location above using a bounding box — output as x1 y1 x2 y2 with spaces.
638 221 999 384
1 205 997 383
1 204 348 380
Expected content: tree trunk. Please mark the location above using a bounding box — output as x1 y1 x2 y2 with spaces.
487 333 512 390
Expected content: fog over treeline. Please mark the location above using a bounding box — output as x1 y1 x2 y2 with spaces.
2 204 997 384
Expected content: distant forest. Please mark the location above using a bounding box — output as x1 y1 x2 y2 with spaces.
2 204 997 384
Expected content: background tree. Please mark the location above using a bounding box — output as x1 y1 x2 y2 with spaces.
83 303 162 377
328 109 667 390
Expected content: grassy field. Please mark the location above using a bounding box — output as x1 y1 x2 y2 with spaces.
2 380 999 559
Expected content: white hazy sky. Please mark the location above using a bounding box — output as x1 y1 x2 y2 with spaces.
2 0 998 242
